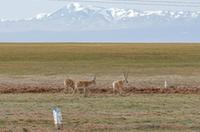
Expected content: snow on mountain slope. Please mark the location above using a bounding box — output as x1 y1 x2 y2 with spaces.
0 2 199 32
0 3 199 42
46 3 200 20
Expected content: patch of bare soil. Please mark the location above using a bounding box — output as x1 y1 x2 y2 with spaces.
91 87 200 94
1 75 200 94
0 84 200 94
0 84 63 94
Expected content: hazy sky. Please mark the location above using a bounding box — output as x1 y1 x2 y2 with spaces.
0 0 200 20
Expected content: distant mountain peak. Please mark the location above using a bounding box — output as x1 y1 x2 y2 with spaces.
0 2 199 42
35 13 50 20
24 3 200 22
67 2 83 11
0 2 200 32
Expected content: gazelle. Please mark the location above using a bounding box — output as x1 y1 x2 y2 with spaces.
64 78 76 94
74 75 96 97
112 72 129 95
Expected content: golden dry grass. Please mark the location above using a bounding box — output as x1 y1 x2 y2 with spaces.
0 43 200 76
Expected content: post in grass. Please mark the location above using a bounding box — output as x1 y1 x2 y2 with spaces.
164 80 167 88
53 107 63 129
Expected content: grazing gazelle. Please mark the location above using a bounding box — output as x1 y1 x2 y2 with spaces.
113 72 129 95
64 78 76 94
74 75 96 97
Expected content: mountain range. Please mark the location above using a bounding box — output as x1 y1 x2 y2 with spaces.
0 3 200 42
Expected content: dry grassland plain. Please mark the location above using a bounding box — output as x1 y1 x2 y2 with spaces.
1 43 200 76
0 43 200 131
1 43 200 87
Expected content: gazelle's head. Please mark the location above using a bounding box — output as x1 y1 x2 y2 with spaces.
123 72 129 83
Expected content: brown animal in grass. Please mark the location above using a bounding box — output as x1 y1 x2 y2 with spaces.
112 72 129 95
64 79 75 94
74 75 96 97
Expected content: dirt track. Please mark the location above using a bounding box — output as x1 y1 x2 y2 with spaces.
1 84 200 94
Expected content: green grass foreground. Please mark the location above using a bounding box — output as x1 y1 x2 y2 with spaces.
0 43 200 75
0 94 200 131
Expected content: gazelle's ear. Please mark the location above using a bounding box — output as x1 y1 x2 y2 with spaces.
123 72 126 78
124 72 128 80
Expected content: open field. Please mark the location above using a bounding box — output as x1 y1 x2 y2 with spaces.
1 43 200 75
1 43 200 131
0 94 200 132
1 43 200 88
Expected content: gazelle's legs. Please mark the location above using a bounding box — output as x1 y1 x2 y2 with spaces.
119 87 123 95
114 88 117 95
116 85 120 95
113 87 116 95
73 86 78 95
67 87 70 94
63 86 68 94
113 83 117 95
87 87 91 96
83 87 87 97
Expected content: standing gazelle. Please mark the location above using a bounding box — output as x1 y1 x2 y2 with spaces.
74 75 96 97
112 72 129 95
64 78 76 94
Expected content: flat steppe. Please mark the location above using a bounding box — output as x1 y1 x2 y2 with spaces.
0 43 200 131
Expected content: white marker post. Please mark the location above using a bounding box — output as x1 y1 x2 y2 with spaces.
164 80 167 88
53 107 63 129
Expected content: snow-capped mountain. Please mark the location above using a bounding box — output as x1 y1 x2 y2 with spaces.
0 3 200 42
